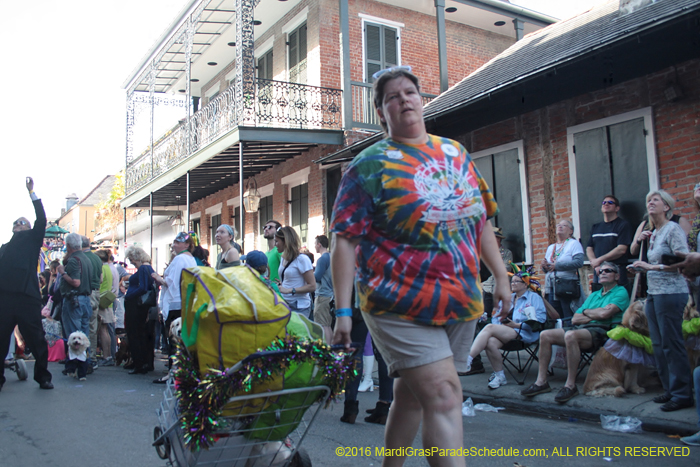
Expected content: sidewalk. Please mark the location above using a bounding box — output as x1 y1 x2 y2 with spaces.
458 356 698 436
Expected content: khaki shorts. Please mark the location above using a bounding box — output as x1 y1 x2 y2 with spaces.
313 295 333 327
98 306 116 324
363 312 477 377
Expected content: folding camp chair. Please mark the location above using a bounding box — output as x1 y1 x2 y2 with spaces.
501 339 540 385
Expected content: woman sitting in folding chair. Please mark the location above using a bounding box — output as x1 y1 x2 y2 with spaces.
465 265 546 389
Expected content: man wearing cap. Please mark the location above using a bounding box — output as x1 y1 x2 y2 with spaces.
461 226 512 376
0 177 53 391
586 195 633 288
521 261 629 403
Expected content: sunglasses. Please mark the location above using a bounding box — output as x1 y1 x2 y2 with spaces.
263 225 277 230
372 65 412 80
599 268 617 274
13 220 29 226
601 200 617 206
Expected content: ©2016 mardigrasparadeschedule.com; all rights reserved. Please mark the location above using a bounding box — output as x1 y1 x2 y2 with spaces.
335 445 692 459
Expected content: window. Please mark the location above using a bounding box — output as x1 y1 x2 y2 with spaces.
191 218 201 239
288 22 307 84
365 22 398 83
325 167 342 233
471 142 531 263
258 195 274 248
210 214 222 259
257 49 273 80
568 109 658 248
231 207 242 242
291 183 309 245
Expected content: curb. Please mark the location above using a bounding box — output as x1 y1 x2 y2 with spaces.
462 390 698 436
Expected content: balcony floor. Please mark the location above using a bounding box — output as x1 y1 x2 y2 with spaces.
123 125 343 208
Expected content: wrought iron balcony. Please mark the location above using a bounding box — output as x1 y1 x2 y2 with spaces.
351 81 437 130
126 79 343 195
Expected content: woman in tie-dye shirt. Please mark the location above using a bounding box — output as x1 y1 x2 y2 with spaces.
330 67 510 467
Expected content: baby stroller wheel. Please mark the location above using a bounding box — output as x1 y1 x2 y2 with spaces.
290 448 312 467
153 426 171 460
15 359 27 381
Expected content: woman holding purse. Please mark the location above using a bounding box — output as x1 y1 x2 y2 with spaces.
541 219 584 326
124 246 156 375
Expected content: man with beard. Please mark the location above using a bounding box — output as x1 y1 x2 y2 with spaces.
262 219 282 282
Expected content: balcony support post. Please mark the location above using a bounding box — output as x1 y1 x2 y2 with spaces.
149 192 154 255
434 0 449 93
235 0 258 125
149 63 156 178
123 207 127 252
238 142 245 252
186 171 191 230
340 0 352 130
184 17 195 157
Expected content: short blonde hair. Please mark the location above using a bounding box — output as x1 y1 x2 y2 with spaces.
646 189 675 220
124 246 151 264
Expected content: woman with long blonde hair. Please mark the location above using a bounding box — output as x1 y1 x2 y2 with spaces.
274 226 315 317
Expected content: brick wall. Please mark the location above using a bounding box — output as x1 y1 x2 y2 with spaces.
458 58 700 262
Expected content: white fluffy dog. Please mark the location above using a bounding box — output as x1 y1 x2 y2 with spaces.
169 317 182 344
65 331 90 381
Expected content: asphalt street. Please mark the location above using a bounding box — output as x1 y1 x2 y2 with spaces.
1 358 697 467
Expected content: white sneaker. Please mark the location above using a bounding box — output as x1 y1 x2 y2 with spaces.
488 372 497 382
488 373 507 389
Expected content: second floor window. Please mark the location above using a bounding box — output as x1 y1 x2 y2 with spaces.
365 22 398 82
288 22 307 84
258 50 273 80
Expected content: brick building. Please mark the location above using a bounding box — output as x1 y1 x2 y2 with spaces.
119 0 555 264
321 0 700 274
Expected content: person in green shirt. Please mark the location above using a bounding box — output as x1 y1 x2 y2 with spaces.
262 219 282 282
95 250 116 366
522 261 629 404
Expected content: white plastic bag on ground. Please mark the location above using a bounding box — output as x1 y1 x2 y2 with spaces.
474 403 505 413
462 398 475 417
600 415 643 433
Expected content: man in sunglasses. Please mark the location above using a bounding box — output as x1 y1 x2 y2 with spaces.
586 195 633 288
521 262 629 403
0 177 53 391
262 219 282 282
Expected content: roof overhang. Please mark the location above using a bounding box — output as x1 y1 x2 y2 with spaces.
122 126 343 208
424 3 700 136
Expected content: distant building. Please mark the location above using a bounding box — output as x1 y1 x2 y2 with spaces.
56 176 116 241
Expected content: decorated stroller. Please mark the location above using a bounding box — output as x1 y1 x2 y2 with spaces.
153 266 355 467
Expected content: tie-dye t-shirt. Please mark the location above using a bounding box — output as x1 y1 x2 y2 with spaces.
330 134 498 325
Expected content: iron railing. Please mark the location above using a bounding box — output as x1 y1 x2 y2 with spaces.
350 81 436 130
126 79 343 194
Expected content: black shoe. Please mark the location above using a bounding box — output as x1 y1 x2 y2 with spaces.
521 382 552 397
653 393 672 404
365 401 390 425
87 365 94 375
123 363 135 370
660 399 694 412
340 400 359 424
129 366 149 375
458 365 485 376
554 385 579 404
152 376 169 384
39 381 54 390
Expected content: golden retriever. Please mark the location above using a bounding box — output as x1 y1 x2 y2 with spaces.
583 300 649 397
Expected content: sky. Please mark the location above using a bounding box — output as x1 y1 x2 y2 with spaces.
0 0 602 244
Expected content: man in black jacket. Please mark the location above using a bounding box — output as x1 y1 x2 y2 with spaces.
0 177 53 391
